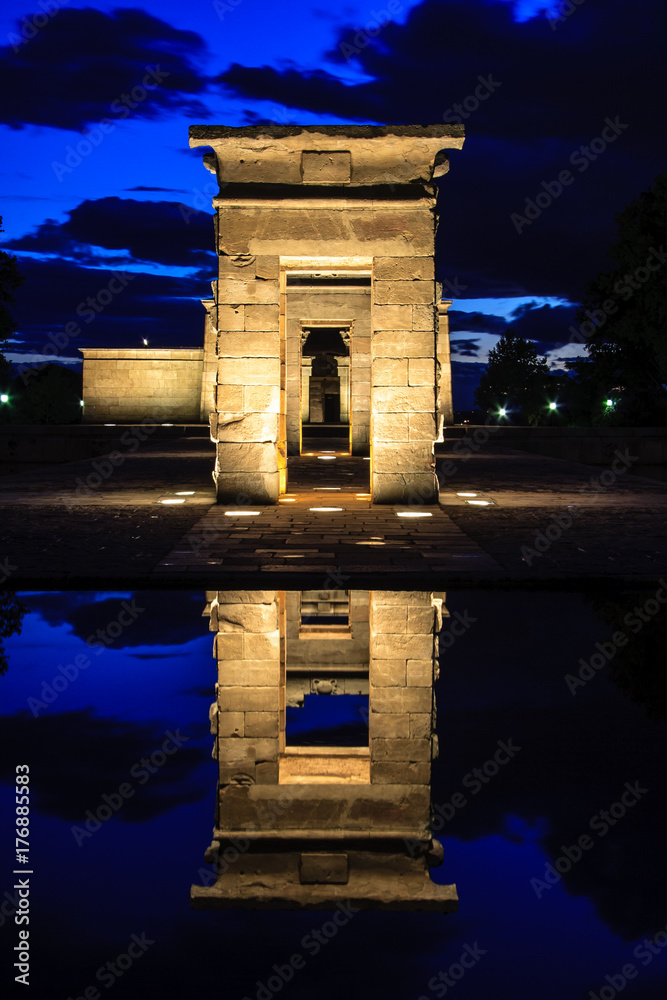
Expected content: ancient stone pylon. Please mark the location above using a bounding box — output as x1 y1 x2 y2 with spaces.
191 589 457 911
189 125 464 503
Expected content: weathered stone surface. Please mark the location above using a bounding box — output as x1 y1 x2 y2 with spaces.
217 591 276 604
217 333 279 358
406 659 434 686
243 631 280 660
409 714 433 740
372 443 434 474
216 443 278 474
409 412 437 441
371 472 437 504
407 607 437 633
371 658 407 686
372 633 434 660
412 305 434 331
217 687 280 712
302 150 351 183
218 737 279 763
217 357 280 386
371 738 431 761
372 605 408 632
373 304 412 330
299 852 349 884
217 303 244 331
215 412 279 443
215 384 244 412
244 304 280 331
370 687 432 714
218 660 281 685
214 471 279 503
369 713 410 738
218 711 244 738
218 278 280 304
373 257 434 281
374 280 434 305
372 331 434 358
373 412 411 442
243 385 280 413
244 712 279 738
372 358 408 387
370 761 430 784
409 358 434 386
373 387 435 413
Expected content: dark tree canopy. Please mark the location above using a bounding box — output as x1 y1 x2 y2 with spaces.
573 173 667 423
474 332 551 423
0 591 28 677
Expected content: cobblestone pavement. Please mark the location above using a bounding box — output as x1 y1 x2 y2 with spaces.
0 436 665 586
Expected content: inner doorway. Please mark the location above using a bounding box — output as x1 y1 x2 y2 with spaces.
301 326 350 453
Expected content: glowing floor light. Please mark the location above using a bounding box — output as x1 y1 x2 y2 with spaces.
159 498 185 505
465 499 493 506
224 511 261 516
175 491 195 495
456 492 478 497
309 507 343 512
396 511 433 517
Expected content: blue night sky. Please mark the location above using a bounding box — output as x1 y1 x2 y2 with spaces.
1 0 665 409
1 589 667 999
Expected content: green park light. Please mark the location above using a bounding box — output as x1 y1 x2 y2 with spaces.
549 402 557 410
0 394 8 403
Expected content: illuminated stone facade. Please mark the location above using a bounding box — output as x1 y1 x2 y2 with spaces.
189 124 463 504
191 589 457 911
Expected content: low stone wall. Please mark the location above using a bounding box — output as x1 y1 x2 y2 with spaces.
80 348 204 423
443 426 667 466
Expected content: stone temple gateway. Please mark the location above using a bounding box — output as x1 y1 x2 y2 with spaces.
188 124 464 504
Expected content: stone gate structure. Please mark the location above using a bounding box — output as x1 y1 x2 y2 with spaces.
191 589 457 911
189 124 464 504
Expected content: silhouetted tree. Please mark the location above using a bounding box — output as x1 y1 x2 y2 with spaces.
0 591 28 677
474 332 551 424
572 173 667 424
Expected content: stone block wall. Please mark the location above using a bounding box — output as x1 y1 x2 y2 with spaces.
210 590 281 793
371 258 438 503
211 254 282 502
369 591 438 786
80 348 203 423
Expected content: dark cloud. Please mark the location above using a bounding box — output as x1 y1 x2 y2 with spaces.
506 302 579 346
0 7 210 130
452 359 485 410
449 310 507 335
0 709 211 822
216 0 663 301
450 337 480 358
20 591 209 648
5 197 216 269
10 257 208 351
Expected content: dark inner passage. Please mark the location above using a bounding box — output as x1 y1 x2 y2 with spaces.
302 327 349 448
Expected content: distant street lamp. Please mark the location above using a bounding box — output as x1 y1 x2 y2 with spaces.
549 402 557 410
0 394 8 403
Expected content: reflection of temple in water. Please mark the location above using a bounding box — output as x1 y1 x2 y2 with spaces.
191 590 457 911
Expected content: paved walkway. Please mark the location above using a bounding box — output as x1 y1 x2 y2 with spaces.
0 435 665 587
